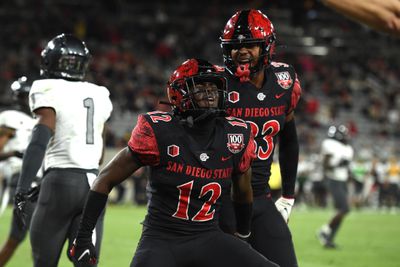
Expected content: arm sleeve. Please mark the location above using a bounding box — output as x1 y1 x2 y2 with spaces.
127 115 160 166
279 119 299 198
237 132 256 174
233 202 252 235
16 124 53 193
77 190 108 240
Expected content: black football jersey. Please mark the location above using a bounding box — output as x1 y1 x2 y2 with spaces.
128 111 255 234
225 62 301 197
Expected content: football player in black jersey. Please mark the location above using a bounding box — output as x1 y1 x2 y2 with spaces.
219 9 302 267
70 58 279 267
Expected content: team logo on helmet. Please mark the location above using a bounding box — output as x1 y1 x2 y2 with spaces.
167 145 180 157
275 71 293 89
228 91 240 103
227 134 245 154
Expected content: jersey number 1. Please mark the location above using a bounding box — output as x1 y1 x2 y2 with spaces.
83 98 94 144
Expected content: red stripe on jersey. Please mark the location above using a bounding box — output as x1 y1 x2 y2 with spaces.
128 115 160 166
237 132 256 173
288 74 302 113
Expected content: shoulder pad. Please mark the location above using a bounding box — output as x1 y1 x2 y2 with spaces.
214 65 226 73
225 116 246 123
288 74 302 113
270 61 291 68
144 111 174 124
225 116 249 129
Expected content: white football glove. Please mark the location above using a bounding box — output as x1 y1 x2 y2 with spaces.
275 197 295 224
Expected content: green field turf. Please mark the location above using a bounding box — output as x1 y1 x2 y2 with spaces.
0 205 399 266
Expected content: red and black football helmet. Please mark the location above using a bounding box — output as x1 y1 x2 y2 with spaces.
220 9 276 77
166 58 227 121
40 33 90 81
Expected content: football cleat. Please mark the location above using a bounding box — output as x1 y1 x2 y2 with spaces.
316 225 332 247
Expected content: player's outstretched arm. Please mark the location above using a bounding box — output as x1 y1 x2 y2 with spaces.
93 147 141 194
70 147 141 265
322 0 400 37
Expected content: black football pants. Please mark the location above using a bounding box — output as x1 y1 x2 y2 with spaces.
29 168 104 267
131 227 279 267
219 194 298 267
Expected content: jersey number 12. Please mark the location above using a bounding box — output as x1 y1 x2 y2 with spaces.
173 181 221 222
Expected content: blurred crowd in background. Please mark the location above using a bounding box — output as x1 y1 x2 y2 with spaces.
1 0 399 210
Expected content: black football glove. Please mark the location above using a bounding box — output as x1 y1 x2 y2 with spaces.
69 238 97 265
13 192 28 230
27 185 41 202
13 151 24 159
338 159 350 167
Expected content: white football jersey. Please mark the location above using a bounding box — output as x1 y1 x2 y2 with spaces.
321 138 354 181
0 110 37 177
30 79 113 170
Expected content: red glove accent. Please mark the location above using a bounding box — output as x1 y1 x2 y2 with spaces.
235 64 250 82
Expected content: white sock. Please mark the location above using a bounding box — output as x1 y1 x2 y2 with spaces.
321 224 332 235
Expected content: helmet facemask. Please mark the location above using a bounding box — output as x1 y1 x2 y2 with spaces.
221 39 271 77
166 59 228 125
172 74 227 122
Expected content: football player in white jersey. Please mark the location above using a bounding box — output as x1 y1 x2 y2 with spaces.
317 125 354 249
14 33 113 267
0 76 39 266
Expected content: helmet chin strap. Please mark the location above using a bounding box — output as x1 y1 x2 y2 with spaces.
235 64 251 82
234 54 266 83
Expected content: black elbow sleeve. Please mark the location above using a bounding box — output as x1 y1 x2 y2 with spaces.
17 124 52 193
279 119 299 197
